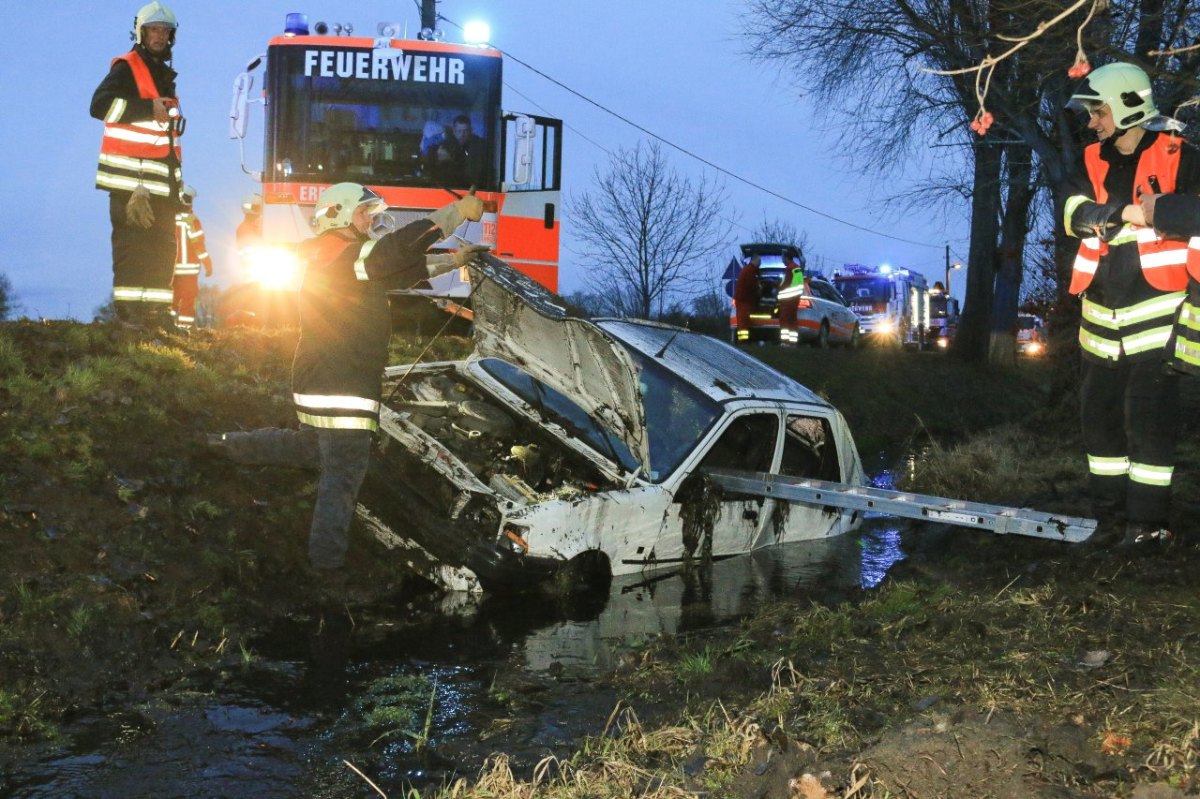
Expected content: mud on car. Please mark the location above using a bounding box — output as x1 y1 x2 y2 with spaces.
360 257 866 592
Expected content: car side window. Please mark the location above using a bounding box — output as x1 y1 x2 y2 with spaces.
697 413 779 473
779 415 841 481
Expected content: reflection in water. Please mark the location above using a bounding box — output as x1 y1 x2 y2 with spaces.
3 522 912 797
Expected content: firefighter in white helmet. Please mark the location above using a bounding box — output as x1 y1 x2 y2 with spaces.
90 2 184 328
207 185 487 589
1062 60 1200 552
171 185 212 330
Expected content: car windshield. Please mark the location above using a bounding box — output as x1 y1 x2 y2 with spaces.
624 350 723 483
266 44 502 190
1018 316 1040 330
477 358 640 473
931 295 953 318
834 276 891 302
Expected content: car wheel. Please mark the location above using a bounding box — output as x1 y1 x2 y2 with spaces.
847 324 860 350
814 321 830 349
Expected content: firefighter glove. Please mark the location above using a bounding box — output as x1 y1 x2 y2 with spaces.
1071 200 1125 241
426 192 485 237
424 245 491 278
125 186 155 229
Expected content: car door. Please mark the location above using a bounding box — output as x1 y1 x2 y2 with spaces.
813 279 858 343
654 409 781 564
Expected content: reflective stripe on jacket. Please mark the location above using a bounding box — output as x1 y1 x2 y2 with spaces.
1067 135 1190 295
95 51 181 197
175 212 211 276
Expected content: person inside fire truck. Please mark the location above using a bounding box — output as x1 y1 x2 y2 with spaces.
733 254 763 344
171 185 212 330
1062 60 1200 552
205 184 487 589
91 1 184 329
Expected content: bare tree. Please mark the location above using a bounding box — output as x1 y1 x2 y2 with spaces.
743 0 1200 364
752 218 811 254
568 141 734 320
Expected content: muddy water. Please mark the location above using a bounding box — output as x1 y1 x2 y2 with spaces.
3 519 910 798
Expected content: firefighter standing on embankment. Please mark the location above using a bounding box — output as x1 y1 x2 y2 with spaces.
91 2 184 328
206 184 486 586
1062 61 1199 551
171 185 212 330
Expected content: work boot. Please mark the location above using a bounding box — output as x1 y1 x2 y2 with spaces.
1117 522 1175 555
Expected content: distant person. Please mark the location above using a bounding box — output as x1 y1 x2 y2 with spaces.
235 193 263 258
777 252 807 345
444 113 486 186
1061 61 1199 552
206 184 486 589
91 2 184 328
171 185 212 330
733 254 762 344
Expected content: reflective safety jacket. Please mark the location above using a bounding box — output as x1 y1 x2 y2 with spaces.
1065 134 1190 295
91 47 182 199
174 212 212 277
776 258 806 302
291 220 442 431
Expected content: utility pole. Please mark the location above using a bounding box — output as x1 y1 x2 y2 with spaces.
421 0 437 36
945 242 951 294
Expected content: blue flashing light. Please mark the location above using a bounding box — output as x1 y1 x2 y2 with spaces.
284 12 309 37
879 264 892 274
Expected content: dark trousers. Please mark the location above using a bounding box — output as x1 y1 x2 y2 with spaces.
1079 358 1179 525
222 426 372 570
109 191 176 318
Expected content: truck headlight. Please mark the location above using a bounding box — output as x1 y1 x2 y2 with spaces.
244 247 301 290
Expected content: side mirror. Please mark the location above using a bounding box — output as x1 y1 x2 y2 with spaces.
512 114 536 186
229 71 253 140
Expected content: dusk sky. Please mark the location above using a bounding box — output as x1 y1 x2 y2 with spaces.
1 1 969 320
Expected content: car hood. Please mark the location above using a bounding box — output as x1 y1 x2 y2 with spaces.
468 255 650 473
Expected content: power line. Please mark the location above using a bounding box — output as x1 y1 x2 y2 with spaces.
449 26 943 250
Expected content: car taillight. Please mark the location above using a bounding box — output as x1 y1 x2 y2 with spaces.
797 298 812 308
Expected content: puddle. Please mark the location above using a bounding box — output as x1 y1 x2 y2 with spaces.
1 519 911 798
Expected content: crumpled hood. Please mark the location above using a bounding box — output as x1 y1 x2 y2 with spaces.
468 255 649 473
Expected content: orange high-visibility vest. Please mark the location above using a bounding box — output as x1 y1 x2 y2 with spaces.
98 51 181 161
1069 134 1190 295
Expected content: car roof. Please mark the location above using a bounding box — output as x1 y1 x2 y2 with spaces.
596 319 832 407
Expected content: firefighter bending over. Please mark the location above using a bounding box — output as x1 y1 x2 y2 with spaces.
90 2 184 327
733 254 762 344
1062 61 1199 551
171 185 212 329
206 184 486 586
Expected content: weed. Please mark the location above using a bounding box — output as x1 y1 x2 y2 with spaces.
65 605 94 639
187 500 225 521
677 647 715 680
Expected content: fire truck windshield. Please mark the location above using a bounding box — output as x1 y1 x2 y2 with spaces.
833 276 891 302
266 43 503 191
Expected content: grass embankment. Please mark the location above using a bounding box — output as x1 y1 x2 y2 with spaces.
2 325 1197 798
0 321 470 740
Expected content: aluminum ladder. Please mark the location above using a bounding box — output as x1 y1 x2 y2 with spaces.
704 468 1097 543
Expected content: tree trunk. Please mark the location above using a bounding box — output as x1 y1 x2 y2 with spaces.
953 141 1004 362
989 146 1036 365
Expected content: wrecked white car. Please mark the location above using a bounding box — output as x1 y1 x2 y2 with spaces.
362 257 866 592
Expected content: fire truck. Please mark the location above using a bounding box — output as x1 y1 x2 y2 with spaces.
927 281 960 350
225 10 562 322
832 264 930 348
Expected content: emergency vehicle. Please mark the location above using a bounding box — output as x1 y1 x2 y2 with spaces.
832 264 930 348
1017 313 1046 356
226 10 562 311
928 281 960 350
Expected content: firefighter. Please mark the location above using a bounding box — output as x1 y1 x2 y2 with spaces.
1062 61 1200 551
777 252 807 345
733 254 762 344
206 184 486 585
171 185 212 330
235 193 263 256
90 2 184 327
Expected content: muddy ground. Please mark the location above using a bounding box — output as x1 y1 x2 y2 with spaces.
1 321 1198 798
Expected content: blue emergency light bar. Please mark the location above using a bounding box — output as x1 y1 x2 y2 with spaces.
284 13 309 37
